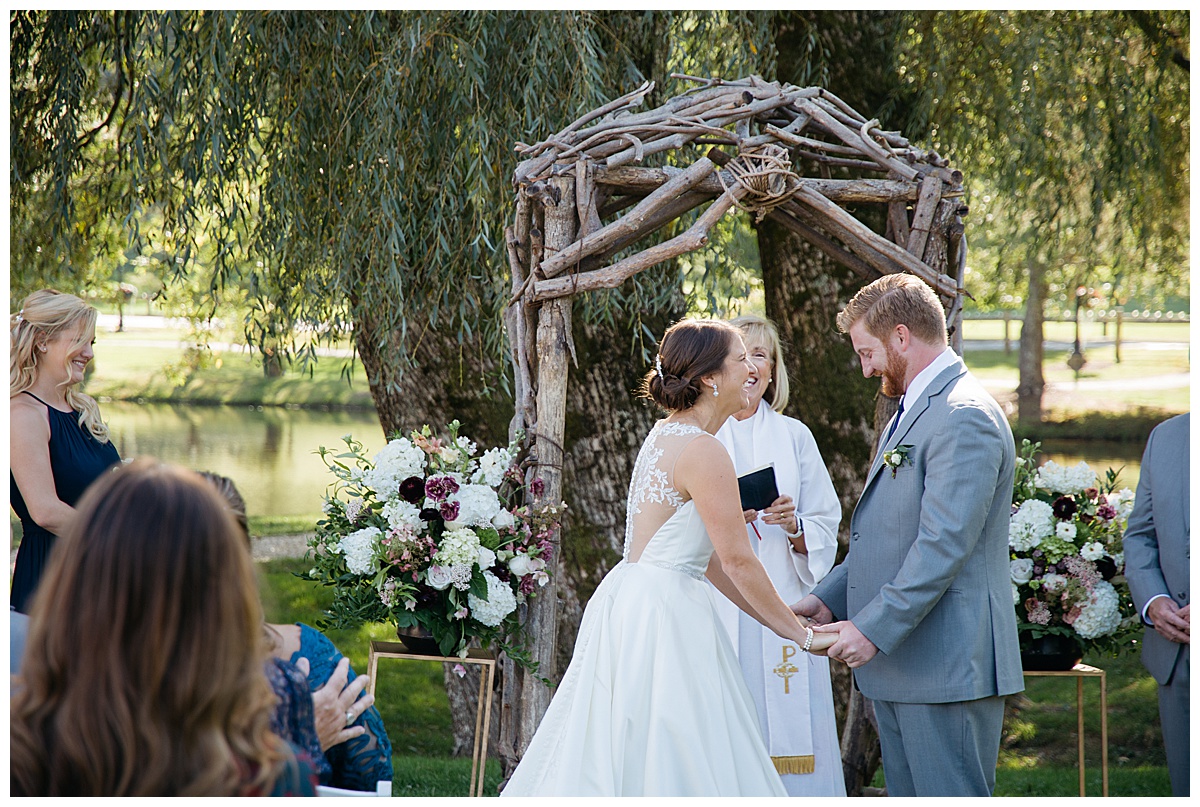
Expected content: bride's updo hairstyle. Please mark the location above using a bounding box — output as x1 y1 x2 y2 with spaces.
641 318 741 412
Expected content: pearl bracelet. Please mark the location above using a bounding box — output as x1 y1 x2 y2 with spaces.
801 626 814 653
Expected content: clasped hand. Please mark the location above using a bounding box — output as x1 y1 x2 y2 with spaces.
791 594 879 669
1148 598 1190 645
296 656 374 751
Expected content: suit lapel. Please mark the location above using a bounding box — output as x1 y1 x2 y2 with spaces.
862 359 968 492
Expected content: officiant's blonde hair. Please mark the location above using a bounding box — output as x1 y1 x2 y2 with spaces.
729 314 789 413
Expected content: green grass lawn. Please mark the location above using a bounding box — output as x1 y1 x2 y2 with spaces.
88 333 374 408
259 557 1171 797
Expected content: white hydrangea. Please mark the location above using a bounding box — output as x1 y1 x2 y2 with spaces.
468 570 517 627
451 484 503 528
1073 580 1122 638
361 438 427 498
1035 460 1097 495
382 497 423 531
1010 558 1034 585
473 447 513 487
1056 521 1078 542
1010 500 1055 551
435 527 483 567
1041 573 1068 593
1107 488 1136 521
1112 552 1124 570
1080 541 1106 562
340 526 381 575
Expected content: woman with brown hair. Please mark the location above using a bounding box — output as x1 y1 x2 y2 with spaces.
10 289 120 612
502 318 838 797
198 471 393 791
10 458 317 796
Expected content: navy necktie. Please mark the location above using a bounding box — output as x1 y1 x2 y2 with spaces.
884 398 905 444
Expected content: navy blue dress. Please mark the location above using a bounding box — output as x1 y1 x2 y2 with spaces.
10 392 120 613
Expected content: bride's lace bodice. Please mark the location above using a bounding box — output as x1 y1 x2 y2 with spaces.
622 421 715 579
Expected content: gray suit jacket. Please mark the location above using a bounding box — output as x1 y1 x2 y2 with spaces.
1124 413 1190 684
813 357 1023 703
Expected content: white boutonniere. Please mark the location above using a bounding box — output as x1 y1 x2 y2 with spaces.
882 445 914 479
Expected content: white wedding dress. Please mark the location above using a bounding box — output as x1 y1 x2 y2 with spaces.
501 421 787 797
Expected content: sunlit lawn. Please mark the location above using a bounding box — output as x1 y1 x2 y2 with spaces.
260 557 1170 797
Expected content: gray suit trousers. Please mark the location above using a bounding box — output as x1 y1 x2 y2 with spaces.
1160 644 1190 796
872 695 1007 797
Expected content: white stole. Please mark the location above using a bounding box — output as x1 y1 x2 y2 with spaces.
714 402 816 773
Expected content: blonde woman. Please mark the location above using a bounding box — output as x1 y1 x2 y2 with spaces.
712 314 845 796
10 289 120 612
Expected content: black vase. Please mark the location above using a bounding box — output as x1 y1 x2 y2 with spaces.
396 624 444 656
1020 633 1082 671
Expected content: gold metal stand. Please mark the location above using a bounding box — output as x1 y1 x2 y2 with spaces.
1023 663 1108 796
367 640 497 797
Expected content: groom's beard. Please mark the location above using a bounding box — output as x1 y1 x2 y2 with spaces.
881 345 908 398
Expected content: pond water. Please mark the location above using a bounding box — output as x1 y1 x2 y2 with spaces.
99 402 1146 521
104 401 388 519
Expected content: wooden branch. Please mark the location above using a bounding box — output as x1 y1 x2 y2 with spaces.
794 187 957 298
767 127 862 156
520 80 654 156
597 193 641 220
592 165 942 204
533 186 748 302
605 133 687 168
906 176 943 258
763 206 881 283
574 190 712 274
887 201 911 247
538 157 718 279
794 151 890 172
797 100 919 181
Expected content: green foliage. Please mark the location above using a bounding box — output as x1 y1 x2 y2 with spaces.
893 11 1189 311
11 11 778 387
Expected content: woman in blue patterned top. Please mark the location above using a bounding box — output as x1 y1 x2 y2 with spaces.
203 472 395 791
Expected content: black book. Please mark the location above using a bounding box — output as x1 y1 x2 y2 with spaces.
737 463 779 512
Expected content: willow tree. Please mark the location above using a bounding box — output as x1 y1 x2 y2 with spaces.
10 8 777 768
894 10 1189 424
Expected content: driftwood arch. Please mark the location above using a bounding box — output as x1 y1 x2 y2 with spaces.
498 74 968 770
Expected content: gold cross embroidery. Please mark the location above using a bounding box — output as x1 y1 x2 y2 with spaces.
773 644 799 694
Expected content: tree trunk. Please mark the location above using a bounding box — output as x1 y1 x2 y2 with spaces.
1017 259 1047 426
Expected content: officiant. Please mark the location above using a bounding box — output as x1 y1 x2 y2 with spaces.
712 314 844 797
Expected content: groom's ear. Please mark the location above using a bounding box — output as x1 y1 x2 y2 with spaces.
892 324 911 351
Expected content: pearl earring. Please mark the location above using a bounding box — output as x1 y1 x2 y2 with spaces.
711 382 719 397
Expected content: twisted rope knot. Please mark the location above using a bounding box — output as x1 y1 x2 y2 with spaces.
718 143 800 222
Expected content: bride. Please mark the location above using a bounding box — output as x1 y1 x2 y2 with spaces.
501 318 837 797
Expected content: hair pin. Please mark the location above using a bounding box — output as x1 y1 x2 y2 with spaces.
654 354 663 376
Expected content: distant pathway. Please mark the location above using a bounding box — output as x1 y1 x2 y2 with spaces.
11 532 314 577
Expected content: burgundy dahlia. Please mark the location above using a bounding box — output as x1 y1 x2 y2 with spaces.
399 476 426 504
1052 496 1077 520
439 500 461 522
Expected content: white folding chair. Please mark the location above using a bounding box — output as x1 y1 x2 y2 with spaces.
315 780 391 797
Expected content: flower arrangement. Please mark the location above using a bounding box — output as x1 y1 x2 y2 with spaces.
304 421 566 665
1009 440 1139 657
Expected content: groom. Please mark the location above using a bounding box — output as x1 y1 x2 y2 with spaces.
793 274 1023 796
